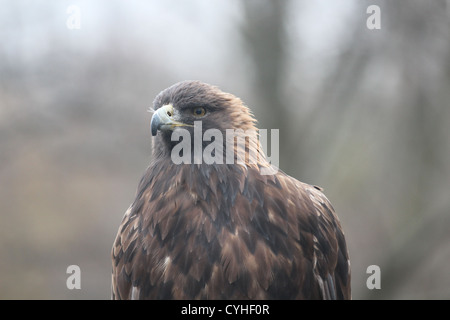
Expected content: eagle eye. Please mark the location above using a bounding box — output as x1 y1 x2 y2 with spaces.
192 107 206 117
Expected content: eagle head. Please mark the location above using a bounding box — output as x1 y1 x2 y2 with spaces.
150 81 258 161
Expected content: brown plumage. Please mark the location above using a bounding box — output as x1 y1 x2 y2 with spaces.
111 81 351 299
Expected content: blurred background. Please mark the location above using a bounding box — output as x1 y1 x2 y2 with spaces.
1 0 449 299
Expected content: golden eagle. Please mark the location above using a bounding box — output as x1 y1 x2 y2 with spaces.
111 81 351 299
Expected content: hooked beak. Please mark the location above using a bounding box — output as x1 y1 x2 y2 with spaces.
150 104 192 136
